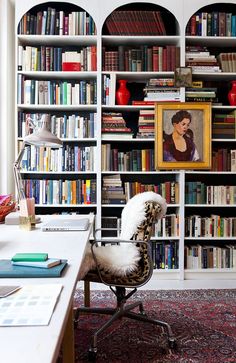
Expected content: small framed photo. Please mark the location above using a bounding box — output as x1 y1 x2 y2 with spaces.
174 67 192 87
155 102 212 170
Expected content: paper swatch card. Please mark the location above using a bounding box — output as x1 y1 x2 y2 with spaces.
0 284 62 326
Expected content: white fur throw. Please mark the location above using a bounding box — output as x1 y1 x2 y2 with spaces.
78 192 167 280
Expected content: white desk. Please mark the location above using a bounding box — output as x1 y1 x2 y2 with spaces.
0 214 94 363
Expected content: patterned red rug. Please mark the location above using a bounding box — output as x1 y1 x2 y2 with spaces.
73 289 236 363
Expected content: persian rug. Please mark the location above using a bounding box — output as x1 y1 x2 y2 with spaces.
73 289 236 363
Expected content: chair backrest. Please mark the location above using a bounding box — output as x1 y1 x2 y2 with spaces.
100 200 162 288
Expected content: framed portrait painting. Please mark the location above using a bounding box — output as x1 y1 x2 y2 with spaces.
155 102 212 170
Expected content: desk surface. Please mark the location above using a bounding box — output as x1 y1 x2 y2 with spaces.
0 214 93 363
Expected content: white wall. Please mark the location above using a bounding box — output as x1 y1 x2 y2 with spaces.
0 0 15 195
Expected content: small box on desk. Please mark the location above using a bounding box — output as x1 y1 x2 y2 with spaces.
5 211 41 225
62 62 81 71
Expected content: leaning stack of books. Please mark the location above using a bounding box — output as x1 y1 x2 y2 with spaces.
102 112 133 139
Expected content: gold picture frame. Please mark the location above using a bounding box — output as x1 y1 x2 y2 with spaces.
155 102 212 170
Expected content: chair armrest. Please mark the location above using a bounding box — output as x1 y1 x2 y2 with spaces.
94 228 120 239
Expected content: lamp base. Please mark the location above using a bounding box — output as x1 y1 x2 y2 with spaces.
19 215 36 230
19 198 36 230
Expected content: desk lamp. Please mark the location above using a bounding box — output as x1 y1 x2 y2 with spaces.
13 114 63 229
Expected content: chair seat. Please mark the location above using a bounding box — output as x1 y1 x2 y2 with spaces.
83 262 148 287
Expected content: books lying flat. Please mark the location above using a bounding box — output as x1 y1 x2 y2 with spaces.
12 258 61 269
0 259 68 277
11 253 48 262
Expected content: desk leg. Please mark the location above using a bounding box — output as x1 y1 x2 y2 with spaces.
84 280 90 307
62 305 74 363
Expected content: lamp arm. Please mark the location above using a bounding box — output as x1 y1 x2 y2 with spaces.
13 141 27 202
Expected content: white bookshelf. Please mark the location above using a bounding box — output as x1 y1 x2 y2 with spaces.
13 0 236 289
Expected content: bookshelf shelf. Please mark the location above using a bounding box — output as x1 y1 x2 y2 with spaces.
18 71 97 79
13 0 236 287
102 35 180 45
18 35 97 47
185 35 236 47
17 105 97 111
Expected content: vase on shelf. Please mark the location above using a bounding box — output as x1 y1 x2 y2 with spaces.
116 80 130 105
228 81 236 106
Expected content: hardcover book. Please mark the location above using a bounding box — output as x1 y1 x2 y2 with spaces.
0 259 68 277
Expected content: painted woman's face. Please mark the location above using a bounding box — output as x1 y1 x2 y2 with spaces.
173 118 191 135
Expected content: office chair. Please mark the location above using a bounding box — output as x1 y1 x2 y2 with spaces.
75 191 176 360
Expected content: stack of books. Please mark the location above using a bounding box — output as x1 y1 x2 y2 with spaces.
102 174 126 204
212 112 236 139
185 86 218 103
102 112 133 139
137 109 155 138
11 253 61 268
186 46 221 73
0 253 67 278
143 78 180 101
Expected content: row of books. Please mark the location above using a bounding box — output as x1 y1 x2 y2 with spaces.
212 149 236 171
17 76 97 105
185 244 236 269
185 215 236 238
124 181 179 205
101 144 155 172
152 241 179 270
18 8 96 35
105 10 166 36
153 214 179 238
18 112 97 139
23 178 96 205
185 182 236 205
20 144 96 172
218 53 236 73
102 74 116 106
102 45 180 72
18 45 97 72
186 11 236 37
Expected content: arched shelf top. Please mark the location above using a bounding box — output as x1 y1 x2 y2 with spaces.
102 2 180 36
17 1 97 36
185 2 236 35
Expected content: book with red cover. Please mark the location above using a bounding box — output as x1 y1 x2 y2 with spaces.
62 62 81 71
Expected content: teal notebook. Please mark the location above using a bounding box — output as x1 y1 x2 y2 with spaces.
0 259 68 278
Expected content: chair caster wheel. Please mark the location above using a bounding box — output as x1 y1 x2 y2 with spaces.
88 348 97 361
168 338 177 349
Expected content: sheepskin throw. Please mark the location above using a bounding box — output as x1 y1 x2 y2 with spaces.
78 192 167 280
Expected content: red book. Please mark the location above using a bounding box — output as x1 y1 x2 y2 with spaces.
62 62 81 71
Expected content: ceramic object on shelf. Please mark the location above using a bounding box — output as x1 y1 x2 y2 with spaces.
116 80 130 105
228 81 236 106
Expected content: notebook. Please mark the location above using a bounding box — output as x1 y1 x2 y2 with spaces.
41 218 89 232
